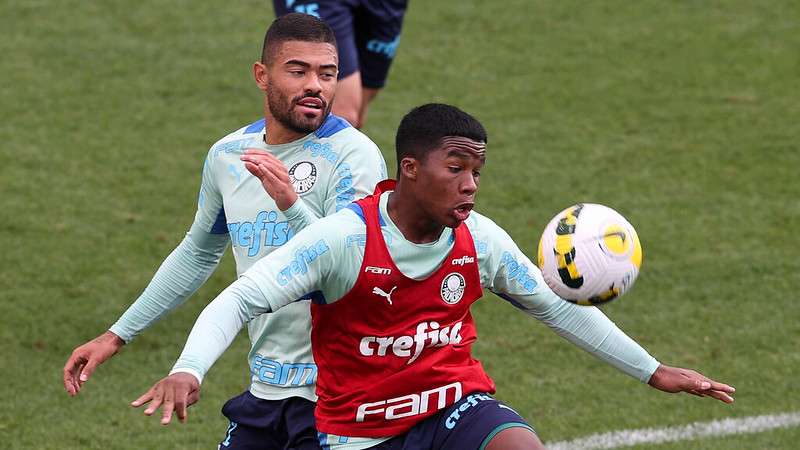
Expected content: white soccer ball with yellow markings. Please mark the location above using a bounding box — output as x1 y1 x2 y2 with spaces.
537 203 642 305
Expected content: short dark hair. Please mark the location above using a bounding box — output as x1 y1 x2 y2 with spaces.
261 13 337 65
395 103 488 162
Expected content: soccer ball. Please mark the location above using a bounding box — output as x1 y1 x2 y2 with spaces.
537 203 642 305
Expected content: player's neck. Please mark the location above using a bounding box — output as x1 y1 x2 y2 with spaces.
262 107 307 145
263 121 305 145
386 190 445 244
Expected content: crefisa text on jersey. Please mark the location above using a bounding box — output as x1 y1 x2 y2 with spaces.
303 140 339 163
227 210 294 256
451 255 475 266
358 321 464 364
276 239 330 286
500 251 538 293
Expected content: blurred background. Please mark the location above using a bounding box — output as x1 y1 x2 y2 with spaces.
1 1 798 448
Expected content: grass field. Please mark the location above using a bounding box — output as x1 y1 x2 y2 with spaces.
2 0 799 448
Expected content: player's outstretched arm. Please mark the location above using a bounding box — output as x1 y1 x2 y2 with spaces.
133 218 346 418
63 331 125 396
126 280 266 424
63 148 229 397
61 229 227 396
647 364 735 403
131 372 200 425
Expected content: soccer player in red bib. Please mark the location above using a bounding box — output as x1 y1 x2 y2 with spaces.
134 104 735 449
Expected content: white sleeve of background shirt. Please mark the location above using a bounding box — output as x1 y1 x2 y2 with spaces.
281 198 320 234
109 149 229 343
170 211 364 383
471 212 661 383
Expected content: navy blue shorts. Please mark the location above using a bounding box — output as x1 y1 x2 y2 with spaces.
368 392 534 450
274 0 408 88
218 391 321 450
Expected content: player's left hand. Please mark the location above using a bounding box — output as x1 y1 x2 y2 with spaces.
131 372 200 425
648 364 735 403
241 149 298 211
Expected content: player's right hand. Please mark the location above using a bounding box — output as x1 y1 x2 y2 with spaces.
63 330 125 396
131 372 200 425
240 148 298 211
647 364 736 404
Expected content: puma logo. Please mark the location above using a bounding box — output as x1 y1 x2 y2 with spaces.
372 286 397 305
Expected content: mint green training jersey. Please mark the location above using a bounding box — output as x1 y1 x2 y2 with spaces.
171 191 660 448
110 115 387 401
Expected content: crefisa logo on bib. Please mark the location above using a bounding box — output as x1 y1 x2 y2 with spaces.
440 273 466 304
289 161 317 195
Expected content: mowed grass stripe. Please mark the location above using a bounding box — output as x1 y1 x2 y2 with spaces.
548 412 800 450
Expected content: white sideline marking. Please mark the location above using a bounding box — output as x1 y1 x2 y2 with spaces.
547 412 800 450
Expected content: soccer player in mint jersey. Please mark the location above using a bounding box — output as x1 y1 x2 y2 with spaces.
134 104 735 449
63 13 386 450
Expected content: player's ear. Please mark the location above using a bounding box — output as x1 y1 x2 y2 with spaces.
253 62 269 92
399 157 418 181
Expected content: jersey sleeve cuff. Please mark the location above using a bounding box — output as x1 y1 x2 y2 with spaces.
108 324 134 344
640 357 662 383
282 198 320 232
169 367 204 385
282 198 311 220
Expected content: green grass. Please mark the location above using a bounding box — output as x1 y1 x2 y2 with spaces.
622 425 800 450
2 0 798 448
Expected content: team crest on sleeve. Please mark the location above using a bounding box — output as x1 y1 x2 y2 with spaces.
440 273 466 304
289 161 317 195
